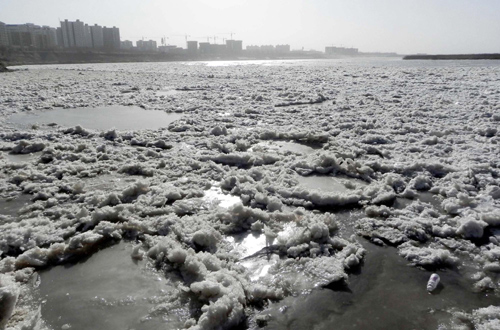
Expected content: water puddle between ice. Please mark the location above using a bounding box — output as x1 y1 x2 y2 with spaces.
232 233 278 281
258 240 500 330
7 106 183 131
81 174 136 192
0 194 32 217
156 89 185 97
39 242 185 330
250 141 318 155
203 186 241 208
393 192 444 213
228 233 268 259
296 175 367 193
1 151 42 164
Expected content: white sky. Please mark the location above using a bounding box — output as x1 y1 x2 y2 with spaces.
1 0 499 54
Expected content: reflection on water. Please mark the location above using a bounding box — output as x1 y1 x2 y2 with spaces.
1 151 41 164
203 186 241 208
82 174 136 192
251 141 317 155
39 242 184 330
8 106 183 131
393 192 444 212
156 89 184 97
259 240 500 330
296 175 367 193
228 233 267 259
0 194 32 217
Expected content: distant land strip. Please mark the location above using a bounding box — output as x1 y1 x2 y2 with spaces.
0 49 327 66
404 54 500 60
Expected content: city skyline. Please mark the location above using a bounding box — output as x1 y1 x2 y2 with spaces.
1 0 500 54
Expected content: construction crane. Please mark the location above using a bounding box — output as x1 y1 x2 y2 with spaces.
160 36 169 46
170 34 191 47
194 36 212 43
218 32 236 40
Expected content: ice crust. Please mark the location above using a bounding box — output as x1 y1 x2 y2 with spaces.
0 60 499 328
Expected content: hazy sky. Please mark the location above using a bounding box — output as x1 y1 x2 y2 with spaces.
1 0 499 54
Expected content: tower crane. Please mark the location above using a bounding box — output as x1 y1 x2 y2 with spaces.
218 32 236 40
194 36 212 43
170 34 191 47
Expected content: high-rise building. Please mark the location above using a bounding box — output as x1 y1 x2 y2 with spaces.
39 26 58 48
199 42 210 55
60 20 74 47
0 21 8 47
83 24 93 48
260 45 275 53
72 20 86 48
89 24 104 48
137 40 157 52
187 41 198 55
246 45 260 52
103 26 120 50
6 24 34 47
226 40 242 53
60 19 90 48
5 23 58 49
56 27 63 47
325 46 358 56
121 40 133 50
276 44 290 54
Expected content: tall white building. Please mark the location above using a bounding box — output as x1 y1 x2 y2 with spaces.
60 19 90 48
89 24 104 48
103 26 120 50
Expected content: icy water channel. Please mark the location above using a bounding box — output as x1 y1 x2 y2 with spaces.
258 240 500 330
7 106 183 131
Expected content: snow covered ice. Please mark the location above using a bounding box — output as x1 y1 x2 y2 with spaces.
0 58 499 329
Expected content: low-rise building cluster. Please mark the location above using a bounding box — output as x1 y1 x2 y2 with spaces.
246 44 291 54
325 46 358 56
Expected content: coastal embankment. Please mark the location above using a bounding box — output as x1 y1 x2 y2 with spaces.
404 53 500 60
0 48 327 66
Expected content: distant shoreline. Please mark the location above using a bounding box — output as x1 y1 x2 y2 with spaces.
403 53 500 60
0 48 401 66
0 49 322 66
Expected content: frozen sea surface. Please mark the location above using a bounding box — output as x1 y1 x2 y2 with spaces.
1 58 499 330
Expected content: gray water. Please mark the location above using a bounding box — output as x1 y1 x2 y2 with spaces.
39 242 186 330
296 175 367 193
252 141 318 155
259 240 500 330
0 194 32 217
7 106 183 131
1 151 42 164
